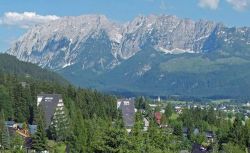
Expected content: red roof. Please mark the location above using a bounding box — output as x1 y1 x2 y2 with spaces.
154 112 162 124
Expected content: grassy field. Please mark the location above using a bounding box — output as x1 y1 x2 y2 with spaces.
211 99 232 104
160 56 249 73
169 113 179 120
163 100 190 105
47 140 66 153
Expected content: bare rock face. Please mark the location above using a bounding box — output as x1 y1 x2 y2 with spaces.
120 15 217 57
9 14 249 71
8 15 123 70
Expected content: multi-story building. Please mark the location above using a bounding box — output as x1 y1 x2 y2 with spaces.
37 94 66 128
117 99 136 132
37 94 69 140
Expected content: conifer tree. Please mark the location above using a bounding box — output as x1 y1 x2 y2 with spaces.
173 122 183 137
11 133 24 152
228 116 245 146
32 110 47 151
0 85 13 119
67 101 87 153
49 104 70 142
130 112 144 151
0 110 10 150
165 103 173 118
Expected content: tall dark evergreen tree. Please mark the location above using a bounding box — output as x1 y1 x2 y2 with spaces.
0 110 10 150
135 96 146 110
32 110 47 151
173 122 183 137
49 105 70 142
228 116 245 147
130 112 144 151
0 86 13 119
165 103 173 118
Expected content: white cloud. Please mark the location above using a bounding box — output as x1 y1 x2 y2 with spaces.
0 12 60 29
226 0 250 11
198 0 220 10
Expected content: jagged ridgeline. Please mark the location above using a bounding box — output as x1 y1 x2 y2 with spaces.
0 54 67 84
7 15 250 98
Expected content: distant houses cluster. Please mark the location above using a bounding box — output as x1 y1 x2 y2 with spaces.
116 98 221 153
4 121 36 149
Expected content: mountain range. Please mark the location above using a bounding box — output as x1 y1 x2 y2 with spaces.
7 14 250 98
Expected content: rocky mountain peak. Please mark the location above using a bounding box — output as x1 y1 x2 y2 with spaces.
7 14 231 70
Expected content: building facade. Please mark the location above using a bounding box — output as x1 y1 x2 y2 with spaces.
117 99 136 132
37 94 69 140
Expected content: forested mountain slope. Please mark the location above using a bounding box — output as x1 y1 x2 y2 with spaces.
0 54 67 84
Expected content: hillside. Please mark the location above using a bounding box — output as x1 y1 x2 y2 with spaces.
60 47 250 98
0 54 67 84
0 63 118 153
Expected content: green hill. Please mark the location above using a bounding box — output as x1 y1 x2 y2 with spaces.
0 54 67 84
60 46 250 98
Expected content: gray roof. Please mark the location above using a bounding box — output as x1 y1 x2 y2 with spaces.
5 121 15 127
205 131 214 138
37 94 62 128
192 143 208 153
194 128 200 135
29 125 37 135
118 99 135 128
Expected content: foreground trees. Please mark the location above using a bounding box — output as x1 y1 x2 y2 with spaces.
0 111 10 150
0 74 118 152
0 74 250 152
32 110 47 151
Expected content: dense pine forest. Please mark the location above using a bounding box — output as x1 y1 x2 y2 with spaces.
0 53 250 153
0 73 249 153
0 73 122 152
0 54 67 84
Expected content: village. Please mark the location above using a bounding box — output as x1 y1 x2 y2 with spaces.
117 97 250 153
1 91 250 153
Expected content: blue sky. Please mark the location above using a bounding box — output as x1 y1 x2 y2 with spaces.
1 0 250 52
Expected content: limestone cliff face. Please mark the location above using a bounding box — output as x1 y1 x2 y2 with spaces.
8 14 226 70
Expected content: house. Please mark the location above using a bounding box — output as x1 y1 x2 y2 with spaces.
143 117 149 131
191 143 208 153
205 131 215 143
28 125 37 135
160 109 165 114
20 82 28 88
247 103 250 107
5 121 37 136
117 99 136 132
154 112 162 125
3 120 37 152
183 127 188 137
5 121 15 127
175 106 182 114
218 105 226 111
149 104 158 108
37 94 66 129
193 128 200 136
